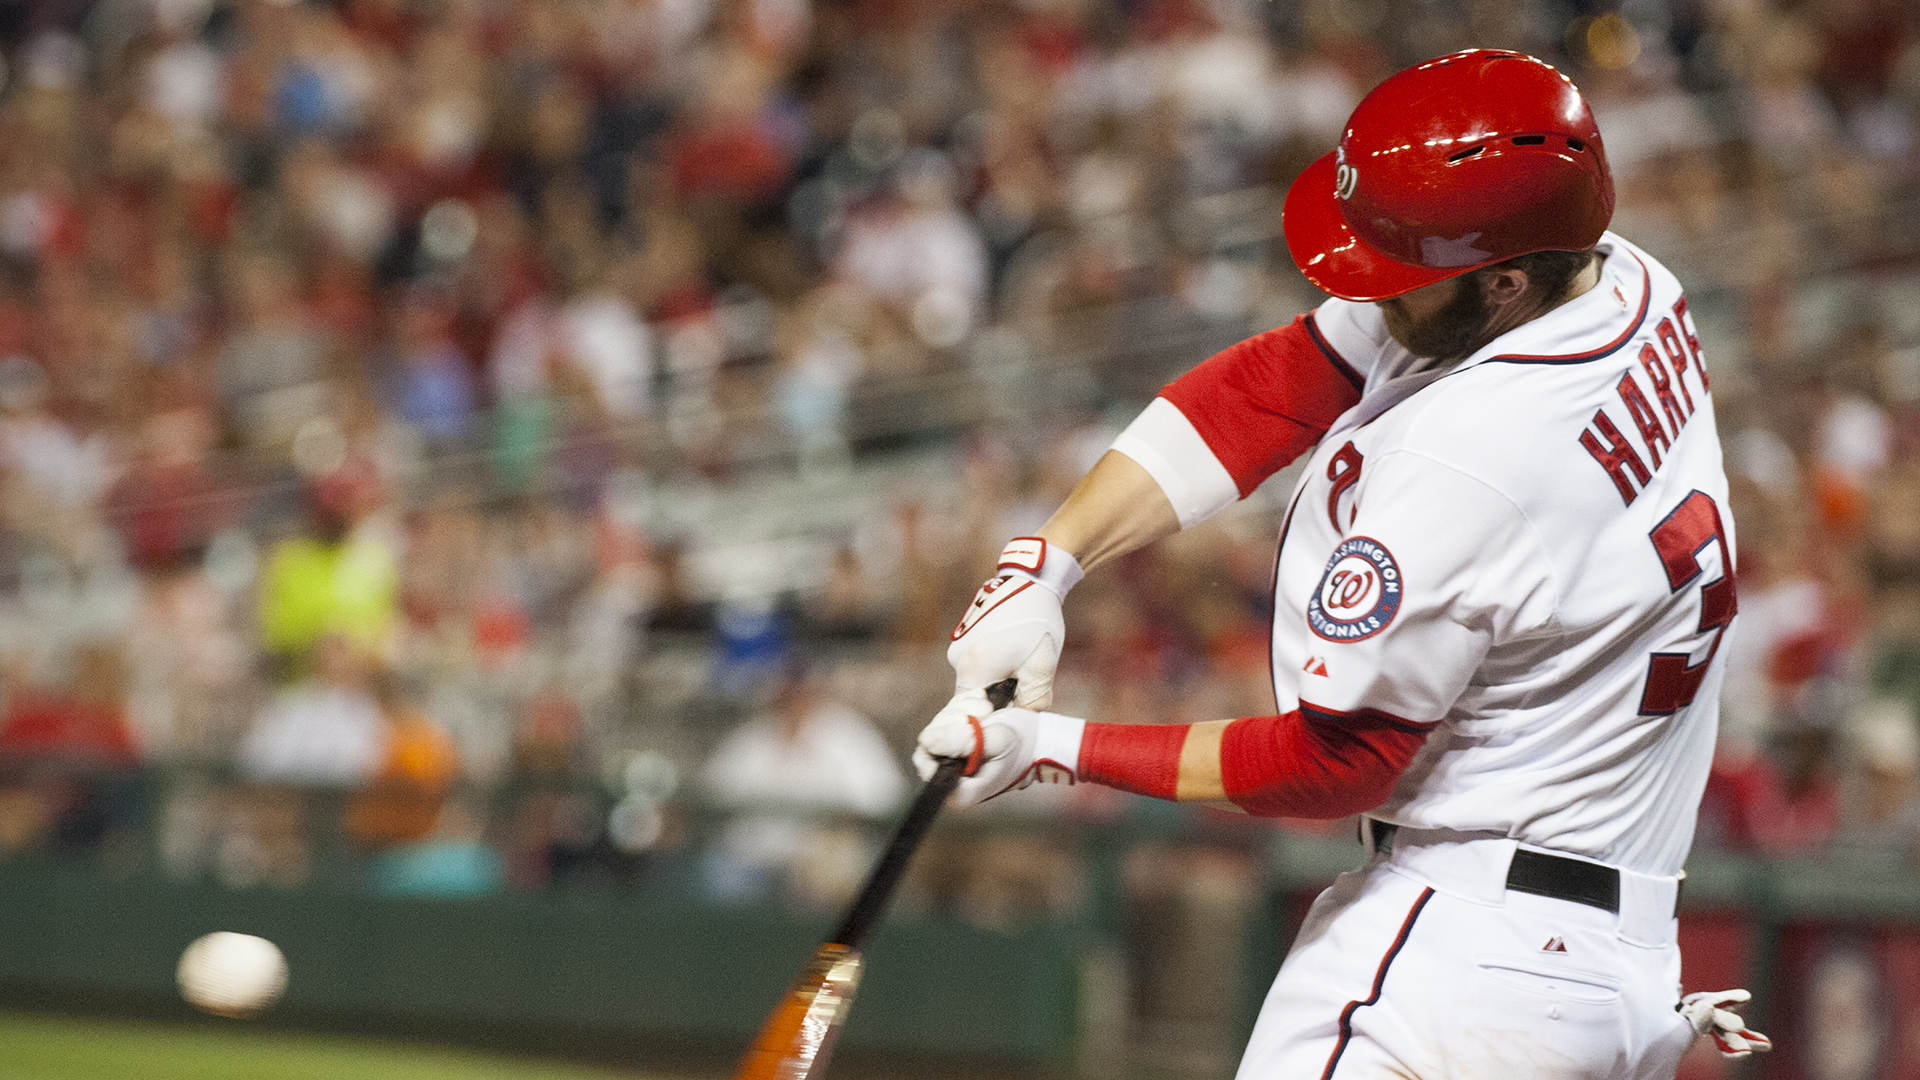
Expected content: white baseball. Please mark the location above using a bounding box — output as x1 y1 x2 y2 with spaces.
176 932 288 1017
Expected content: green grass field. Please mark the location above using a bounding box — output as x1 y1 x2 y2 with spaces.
0 1011 676 1080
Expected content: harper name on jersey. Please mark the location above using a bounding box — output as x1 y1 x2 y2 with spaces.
1112 232 1729 878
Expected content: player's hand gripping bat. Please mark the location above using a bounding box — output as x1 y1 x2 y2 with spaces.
731 678 1016 1080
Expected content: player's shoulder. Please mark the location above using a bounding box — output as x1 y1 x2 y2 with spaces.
1594 233 1688 317
1307 296 1394 372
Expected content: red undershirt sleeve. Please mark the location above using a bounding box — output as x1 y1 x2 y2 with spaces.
1218 707 1434 818
1159 314 1365 497
1079 721 1186 799
1076 708 1434 818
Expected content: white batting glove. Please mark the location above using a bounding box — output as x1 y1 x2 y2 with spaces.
1679 989 1772 1059
913 707 1087 807
944 538 1083 716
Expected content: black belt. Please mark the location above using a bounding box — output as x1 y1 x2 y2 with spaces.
1367 822 1621 914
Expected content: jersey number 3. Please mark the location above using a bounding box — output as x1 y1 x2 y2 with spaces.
1640 490 1737 715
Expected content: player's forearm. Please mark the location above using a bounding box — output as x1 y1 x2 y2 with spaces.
1070 718 1241 810
1074 711 1431 817
1037 450 1181 573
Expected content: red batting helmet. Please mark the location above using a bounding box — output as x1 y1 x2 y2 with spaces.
1283 50 1614 302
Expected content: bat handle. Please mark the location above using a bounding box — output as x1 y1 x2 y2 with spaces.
830 755 963 950
985 677 1017 711
825 679 1016 950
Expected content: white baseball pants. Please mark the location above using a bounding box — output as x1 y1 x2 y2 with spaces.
1237 829 1696 1080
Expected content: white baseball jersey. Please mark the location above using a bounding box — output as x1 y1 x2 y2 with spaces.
1112 232 1730 876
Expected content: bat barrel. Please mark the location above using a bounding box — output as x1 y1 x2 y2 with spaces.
733 944 865 1080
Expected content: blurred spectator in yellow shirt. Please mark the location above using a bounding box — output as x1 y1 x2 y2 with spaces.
258 469 397 671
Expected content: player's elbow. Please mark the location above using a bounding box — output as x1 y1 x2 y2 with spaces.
1219 710 1430 818
1231 774 1399 819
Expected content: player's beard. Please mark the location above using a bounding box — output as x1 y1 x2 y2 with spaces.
1379 277 1494 365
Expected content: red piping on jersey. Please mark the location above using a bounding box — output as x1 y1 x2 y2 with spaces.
1304 314 1365 391
1480 251 1652 365
1333 252 1655 444
1265 481 1312 717
1334 252 1656 445
1318 887 1435 1080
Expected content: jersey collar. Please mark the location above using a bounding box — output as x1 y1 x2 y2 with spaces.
1324 234 1652 441
1453 233 1652 370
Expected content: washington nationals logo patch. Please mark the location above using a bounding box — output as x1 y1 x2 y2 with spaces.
1307 537 1402 642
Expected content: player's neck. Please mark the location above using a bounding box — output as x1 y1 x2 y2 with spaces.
1450 253 1604 365
1493 254 1601 337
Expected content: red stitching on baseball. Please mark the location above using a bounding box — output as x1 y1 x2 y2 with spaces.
965 715 985 777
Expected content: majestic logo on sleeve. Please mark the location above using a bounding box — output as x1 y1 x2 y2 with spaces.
1307 537 1402 642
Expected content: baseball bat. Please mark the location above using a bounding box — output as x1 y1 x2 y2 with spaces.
731 678 1017 1080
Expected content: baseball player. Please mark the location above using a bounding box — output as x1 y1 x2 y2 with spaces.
916 51 1770 1078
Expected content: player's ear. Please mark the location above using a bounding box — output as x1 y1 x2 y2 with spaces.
1479 265 1531 309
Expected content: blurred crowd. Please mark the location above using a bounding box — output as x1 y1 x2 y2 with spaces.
0 0 1910 907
